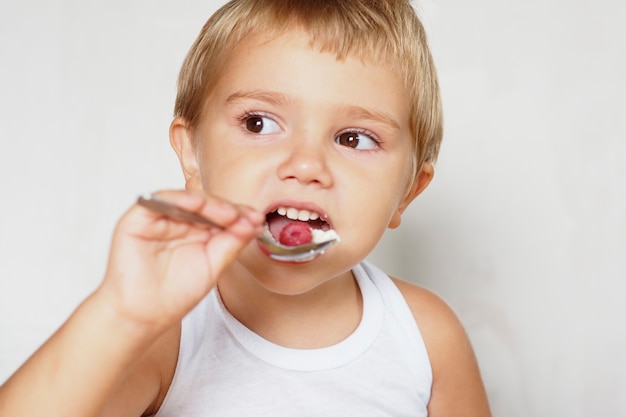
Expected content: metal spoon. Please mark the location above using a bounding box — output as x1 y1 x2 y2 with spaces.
136 194 339 262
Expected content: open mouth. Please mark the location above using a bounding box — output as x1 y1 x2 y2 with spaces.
265 206 333 246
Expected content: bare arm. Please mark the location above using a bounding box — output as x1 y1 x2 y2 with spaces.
0 292 164 417
393 278 492 417
0 190 264 417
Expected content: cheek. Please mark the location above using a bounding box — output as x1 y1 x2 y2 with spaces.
196 150 272 204
195 150 240 192
200 163 247 190
343 173 403 223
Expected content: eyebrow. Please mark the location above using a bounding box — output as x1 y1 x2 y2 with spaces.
225 89 401 130
225 90 293 106
339 105 401 130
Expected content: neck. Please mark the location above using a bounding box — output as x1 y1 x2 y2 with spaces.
217 264 362 349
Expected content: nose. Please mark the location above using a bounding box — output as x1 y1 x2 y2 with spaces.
276 137 333 188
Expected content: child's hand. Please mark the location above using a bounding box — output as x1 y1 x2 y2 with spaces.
97 190 264 335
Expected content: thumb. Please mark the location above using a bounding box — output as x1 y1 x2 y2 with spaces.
203 216 261 277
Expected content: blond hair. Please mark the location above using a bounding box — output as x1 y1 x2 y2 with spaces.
175 0 443 177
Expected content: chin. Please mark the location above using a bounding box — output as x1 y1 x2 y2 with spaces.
234 249 355 296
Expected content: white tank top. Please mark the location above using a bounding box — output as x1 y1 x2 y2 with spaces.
154 261 432 417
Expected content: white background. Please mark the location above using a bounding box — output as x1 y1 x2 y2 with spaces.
1 1 624 416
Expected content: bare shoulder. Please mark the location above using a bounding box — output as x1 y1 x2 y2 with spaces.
390 277 457 327
101 322 181 417
390 277 492 417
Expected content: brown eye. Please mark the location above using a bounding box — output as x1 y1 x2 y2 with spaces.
246 116 264 133
243 114 280 135
336 131 360 148
335 130 379 150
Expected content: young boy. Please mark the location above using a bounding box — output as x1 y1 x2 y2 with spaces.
0 1 491 416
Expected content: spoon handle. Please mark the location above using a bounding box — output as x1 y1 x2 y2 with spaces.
136 194 222 229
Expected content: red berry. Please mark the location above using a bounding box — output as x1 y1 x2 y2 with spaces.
279 222 313 246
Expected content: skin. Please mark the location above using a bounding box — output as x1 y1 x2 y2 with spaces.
0 28 490 417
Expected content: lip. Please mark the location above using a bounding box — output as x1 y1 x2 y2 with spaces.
263 199 333 228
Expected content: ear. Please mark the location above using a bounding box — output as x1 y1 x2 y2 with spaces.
170 117 202 190
388 162 434 229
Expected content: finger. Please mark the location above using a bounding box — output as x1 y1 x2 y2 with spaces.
150 190 268 233
127 191 244 241
122 190 264 244
237 205 266 228
147 190 242 227
203 216 260 275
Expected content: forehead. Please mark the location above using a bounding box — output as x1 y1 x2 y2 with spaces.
210 29 410 122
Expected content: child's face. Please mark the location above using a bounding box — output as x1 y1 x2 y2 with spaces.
172 28 430 289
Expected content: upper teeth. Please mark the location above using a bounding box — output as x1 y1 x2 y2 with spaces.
276 206 321 221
